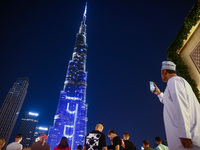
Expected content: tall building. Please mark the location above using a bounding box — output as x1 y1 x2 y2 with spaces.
0 78 29 147
17 112 39 147
48 4 88 150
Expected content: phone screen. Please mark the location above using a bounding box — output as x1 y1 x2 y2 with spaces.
149 81 155 92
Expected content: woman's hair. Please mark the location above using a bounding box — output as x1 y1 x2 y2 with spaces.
58 137 69 149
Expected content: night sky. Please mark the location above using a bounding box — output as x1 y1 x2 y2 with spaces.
0 0 197 149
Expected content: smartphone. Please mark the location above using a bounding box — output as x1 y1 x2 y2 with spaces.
149 81 156 92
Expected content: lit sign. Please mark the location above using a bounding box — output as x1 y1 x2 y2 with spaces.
66 96 81 100
39 127 48 131
66 103 78 114
29 112 39 116
64 125 73 138
65 125 74 128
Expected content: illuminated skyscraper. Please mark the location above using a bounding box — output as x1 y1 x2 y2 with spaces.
48 3 88 150
17 112 39 147
0 78 29 148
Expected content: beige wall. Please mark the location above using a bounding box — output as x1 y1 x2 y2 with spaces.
179 22 200 91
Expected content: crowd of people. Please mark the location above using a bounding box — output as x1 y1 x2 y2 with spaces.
0 134 82 150
0 60 200 150
84 122 168 150
0 123 167 150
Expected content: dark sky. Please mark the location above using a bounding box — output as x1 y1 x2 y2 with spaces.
0 0 197 148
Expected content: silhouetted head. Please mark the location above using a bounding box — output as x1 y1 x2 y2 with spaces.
95 122 104 132
123 132 130 140
15 134 23 143
108 130 117 141
58 137 69 149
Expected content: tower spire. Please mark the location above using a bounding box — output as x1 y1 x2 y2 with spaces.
83 2 87 24
79 2 87 34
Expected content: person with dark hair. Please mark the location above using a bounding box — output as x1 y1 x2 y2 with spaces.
84 122 107 150
152 61 200 150
123 132 137 150
6 134 23 150
0 138 5 150
76 145 83 150
142 140 153 150
108 130 125 150
54 137 71 150
154 137 168 150
31 134 50 150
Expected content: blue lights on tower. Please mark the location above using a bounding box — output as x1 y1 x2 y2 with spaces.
47 3 88 150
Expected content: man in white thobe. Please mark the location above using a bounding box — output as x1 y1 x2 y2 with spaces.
153 61 200 150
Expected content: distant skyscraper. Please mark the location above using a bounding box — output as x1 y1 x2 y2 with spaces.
0 78 29 146
17 112 39 147
48 3 88 150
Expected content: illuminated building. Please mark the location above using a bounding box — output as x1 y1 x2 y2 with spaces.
0 78 29 148
32 126 49 143
17 112 39 147
47 3 88 150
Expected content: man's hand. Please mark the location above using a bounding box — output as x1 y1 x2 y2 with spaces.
180 138 193 149
152 83 161 95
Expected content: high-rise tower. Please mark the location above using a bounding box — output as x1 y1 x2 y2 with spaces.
17 112 39 147
0 78 29 148
48 4 88 150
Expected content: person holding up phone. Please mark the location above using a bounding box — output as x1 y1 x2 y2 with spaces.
151 61 200 150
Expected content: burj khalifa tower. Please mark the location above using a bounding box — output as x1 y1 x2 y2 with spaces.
48 3 88 150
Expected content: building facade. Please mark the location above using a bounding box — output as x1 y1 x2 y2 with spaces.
47 4 88 150
17 112 39 148
177 20 200 91
167 1 200 101
0 78 29 147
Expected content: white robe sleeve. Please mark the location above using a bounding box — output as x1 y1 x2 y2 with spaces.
168 78 191 139
157 92 164 104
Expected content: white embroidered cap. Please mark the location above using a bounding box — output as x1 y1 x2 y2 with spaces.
161 61 176 71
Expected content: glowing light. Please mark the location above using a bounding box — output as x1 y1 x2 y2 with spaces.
39 127 48 131
66 103 76 114
65 125 74 128
64 125 74 138
66 96 81 100
54 115 59 119
28 112 38 116
71 103 79 149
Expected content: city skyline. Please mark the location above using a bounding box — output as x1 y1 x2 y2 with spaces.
0 0 198 148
